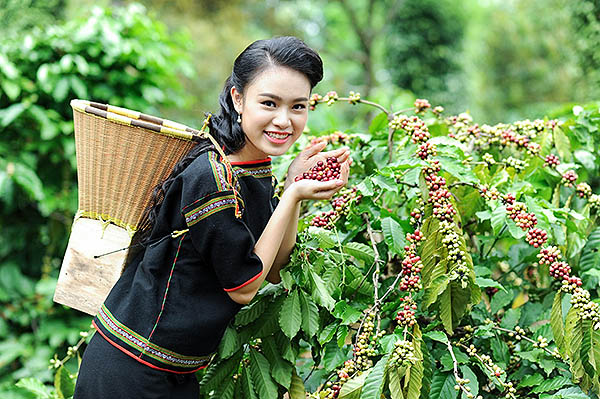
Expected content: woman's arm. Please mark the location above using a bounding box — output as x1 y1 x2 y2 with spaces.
265 143 352 284
227 163 349 305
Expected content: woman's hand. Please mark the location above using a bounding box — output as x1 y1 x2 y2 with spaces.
285 141 351 189
287 157 350 202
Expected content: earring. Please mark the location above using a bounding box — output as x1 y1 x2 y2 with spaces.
237 113 242 123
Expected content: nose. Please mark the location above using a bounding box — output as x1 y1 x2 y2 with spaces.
272 108 291 130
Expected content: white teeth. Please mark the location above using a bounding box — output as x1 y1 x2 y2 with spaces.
266 132 289 139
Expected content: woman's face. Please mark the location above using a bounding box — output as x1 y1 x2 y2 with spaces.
231 65 311 161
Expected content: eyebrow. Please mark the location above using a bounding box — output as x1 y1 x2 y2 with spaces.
258 93 309 102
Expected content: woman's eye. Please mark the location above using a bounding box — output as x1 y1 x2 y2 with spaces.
293 104 307 110
262 100 276 107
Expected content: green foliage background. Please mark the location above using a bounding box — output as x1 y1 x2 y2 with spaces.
1 1 600 398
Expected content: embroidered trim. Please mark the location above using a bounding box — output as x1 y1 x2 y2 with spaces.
234 165 272 179
230 157 271 166
96 305 211 368
184 195 237 226
93 322 210 374
208 151 228 191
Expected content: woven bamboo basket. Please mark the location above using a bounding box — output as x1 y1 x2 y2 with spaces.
55 100 213 315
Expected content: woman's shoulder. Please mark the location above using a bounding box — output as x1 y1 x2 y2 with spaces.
179 149 235 206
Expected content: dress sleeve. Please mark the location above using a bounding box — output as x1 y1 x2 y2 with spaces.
181 190 264 291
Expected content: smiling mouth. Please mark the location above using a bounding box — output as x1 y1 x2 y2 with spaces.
265 131 291 140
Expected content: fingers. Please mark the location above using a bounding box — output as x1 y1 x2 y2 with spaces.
302 140 327 158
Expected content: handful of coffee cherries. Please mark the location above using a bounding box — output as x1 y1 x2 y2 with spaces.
294 157 341 182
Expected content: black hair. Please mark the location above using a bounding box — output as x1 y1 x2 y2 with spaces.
131 36 323 251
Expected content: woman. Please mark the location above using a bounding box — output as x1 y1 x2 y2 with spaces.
74 36 350 398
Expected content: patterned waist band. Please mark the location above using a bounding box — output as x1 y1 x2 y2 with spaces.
94 304 213 373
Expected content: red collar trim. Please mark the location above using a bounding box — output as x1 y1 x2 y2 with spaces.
230 157 272 166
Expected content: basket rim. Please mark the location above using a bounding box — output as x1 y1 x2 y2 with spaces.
70 99 209 142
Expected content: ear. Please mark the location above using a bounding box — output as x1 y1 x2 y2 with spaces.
230 86 243 114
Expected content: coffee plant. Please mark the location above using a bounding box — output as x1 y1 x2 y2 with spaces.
18 92 600 399
190 93 600 399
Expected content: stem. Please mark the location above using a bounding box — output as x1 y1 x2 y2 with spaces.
491 325 559 359
446 339 471 396
363 213 382 331
484 225 507 259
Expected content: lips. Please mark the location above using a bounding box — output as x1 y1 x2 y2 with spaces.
264 131 292 144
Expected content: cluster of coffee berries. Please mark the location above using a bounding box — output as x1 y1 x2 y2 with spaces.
482 152 495 166
590 194 600 212
310 130 351 146
501 192 516 206
389 115 431 144
525 228 548 248
406 230 424 243
395 296 418 327
352 312 383 370
453 376 474 398
506 202 537 230
348 91 361 105
416 142 437 160
310 210 336 228
399 252 423 291
446 113 474 140
323 91 339 106
576 182 592 198
570 287 600 327
500 129 530 149
295 157 341 182
549 261 571 280
309 93 322 111
504 156 528 173
479 185 500 201
544 154 560 168
414 98 431 113
513 119 546 138
424 162 458 223
525 142 541 156
321 382 341 399
409 202 424 227
532 336 549 349
560 170 578 187
432 105 444 116
537 245 561 265
389 340 418 368
310 187 360 229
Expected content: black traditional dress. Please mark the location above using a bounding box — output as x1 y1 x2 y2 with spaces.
74 148 277 398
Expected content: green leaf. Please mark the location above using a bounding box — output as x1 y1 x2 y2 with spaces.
235 299 268 326
551 292 565 353
490 288 513 314
13 162 44 202
240 366 258 399
0 103 26 127
279 290 302 339
288 369 306 399
428 371 447 399
388 367 406 399
565 307 585 380
436 373 458 399
217 326 239 359
310 271 336 311
518 373 544 388
370 112 388 134
553 127 572 162
54 365 75 398
249 349 278 399
475 278 506 292
339 369 370 399
424 331 449 345
310 227 336 249
531 375 571 393
381 217 406 255
199 350 243 392
261 338 293 389
423 275 450 309
406 325 424 399
299 291 319 338
500 308 521 330
360 355 388 399
490 205 507 235
343 242 375 265
53 77 70 101
459 365 478 398
15 378 52 398
439 287 453 334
